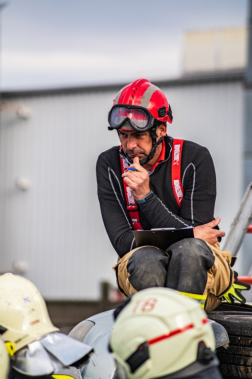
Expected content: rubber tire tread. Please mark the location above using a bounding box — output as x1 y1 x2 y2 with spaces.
208 313 252 379
219 364 252 378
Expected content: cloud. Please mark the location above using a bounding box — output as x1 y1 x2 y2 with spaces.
2 35 181 89
2 0 246 89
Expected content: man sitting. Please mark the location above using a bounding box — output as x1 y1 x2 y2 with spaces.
96 78 249 311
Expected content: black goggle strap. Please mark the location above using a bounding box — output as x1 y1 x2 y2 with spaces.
168 105 173 121
157 105 173 122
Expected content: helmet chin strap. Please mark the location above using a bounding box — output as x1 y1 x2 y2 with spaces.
147 127 164 163
119 127 164 166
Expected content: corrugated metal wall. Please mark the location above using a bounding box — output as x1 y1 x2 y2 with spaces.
0 78 245 299
166 81 244 236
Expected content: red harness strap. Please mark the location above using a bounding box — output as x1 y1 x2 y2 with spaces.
171 139 184 206
119 138 184 230
120 152 143 230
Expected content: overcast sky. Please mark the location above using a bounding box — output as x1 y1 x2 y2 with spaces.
0 0 248 90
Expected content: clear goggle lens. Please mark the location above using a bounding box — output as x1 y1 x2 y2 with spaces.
111 107 149 130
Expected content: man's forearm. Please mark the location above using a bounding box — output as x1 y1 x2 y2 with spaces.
138 191 192 229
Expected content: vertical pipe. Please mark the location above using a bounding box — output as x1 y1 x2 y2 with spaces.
0 2 8 170
244 0 252 191
245 0 252 84
241 0 252 279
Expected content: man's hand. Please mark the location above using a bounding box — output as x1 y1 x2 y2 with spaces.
193 217 225 246
122 157 151 201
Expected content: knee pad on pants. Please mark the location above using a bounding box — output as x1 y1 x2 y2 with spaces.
127 246 169 291
166 238 215 294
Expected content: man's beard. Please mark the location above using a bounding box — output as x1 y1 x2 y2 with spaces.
123 149 149 166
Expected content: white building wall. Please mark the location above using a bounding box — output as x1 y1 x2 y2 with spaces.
163 81 244 240
0 79 245 299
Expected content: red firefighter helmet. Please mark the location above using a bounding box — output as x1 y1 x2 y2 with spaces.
111 78 173 127
108 79 173 164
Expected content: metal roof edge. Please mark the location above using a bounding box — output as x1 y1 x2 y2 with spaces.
1 69 245 98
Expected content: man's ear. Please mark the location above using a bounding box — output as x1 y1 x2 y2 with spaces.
156 123 167 137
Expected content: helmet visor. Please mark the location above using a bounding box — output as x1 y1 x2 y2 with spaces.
110 106 150 131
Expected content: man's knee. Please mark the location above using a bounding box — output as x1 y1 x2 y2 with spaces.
127 246 169 291
167 238 215 270
166 238 215 294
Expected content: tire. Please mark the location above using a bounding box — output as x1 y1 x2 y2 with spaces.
208 303 252 379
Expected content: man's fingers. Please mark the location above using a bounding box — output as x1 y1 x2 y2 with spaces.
193 219 226 245
122 171 144 181
123 174 142 184
133 157 139 165
123 176 134 186
130 156 146 172
218 230 225 237
206 217 221 228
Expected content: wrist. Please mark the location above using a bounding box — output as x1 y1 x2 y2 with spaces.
136 191 153 204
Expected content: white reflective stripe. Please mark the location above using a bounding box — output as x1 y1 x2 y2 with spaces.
108 168 132 230
130 238 135 250
140 84 160 108
114 84 128 104
182 163 196 225
156 196 189 227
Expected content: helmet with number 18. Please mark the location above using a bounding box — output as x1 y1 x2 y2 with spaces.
109 288 222 379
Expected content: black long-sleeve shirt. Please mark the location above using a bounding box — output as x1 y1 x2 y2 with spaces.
96 136 217 258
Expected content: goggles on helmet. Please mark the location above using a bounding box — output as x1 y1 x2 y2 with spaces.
108 105 161 132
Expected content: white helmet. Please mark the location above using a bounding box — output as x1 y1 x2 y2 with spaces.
0 273 59 353
110 288 219 379
0 274 93 377
0 336 9 379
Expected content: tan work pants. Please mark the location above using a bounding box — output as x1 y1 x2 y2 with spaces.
113 241 233 312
